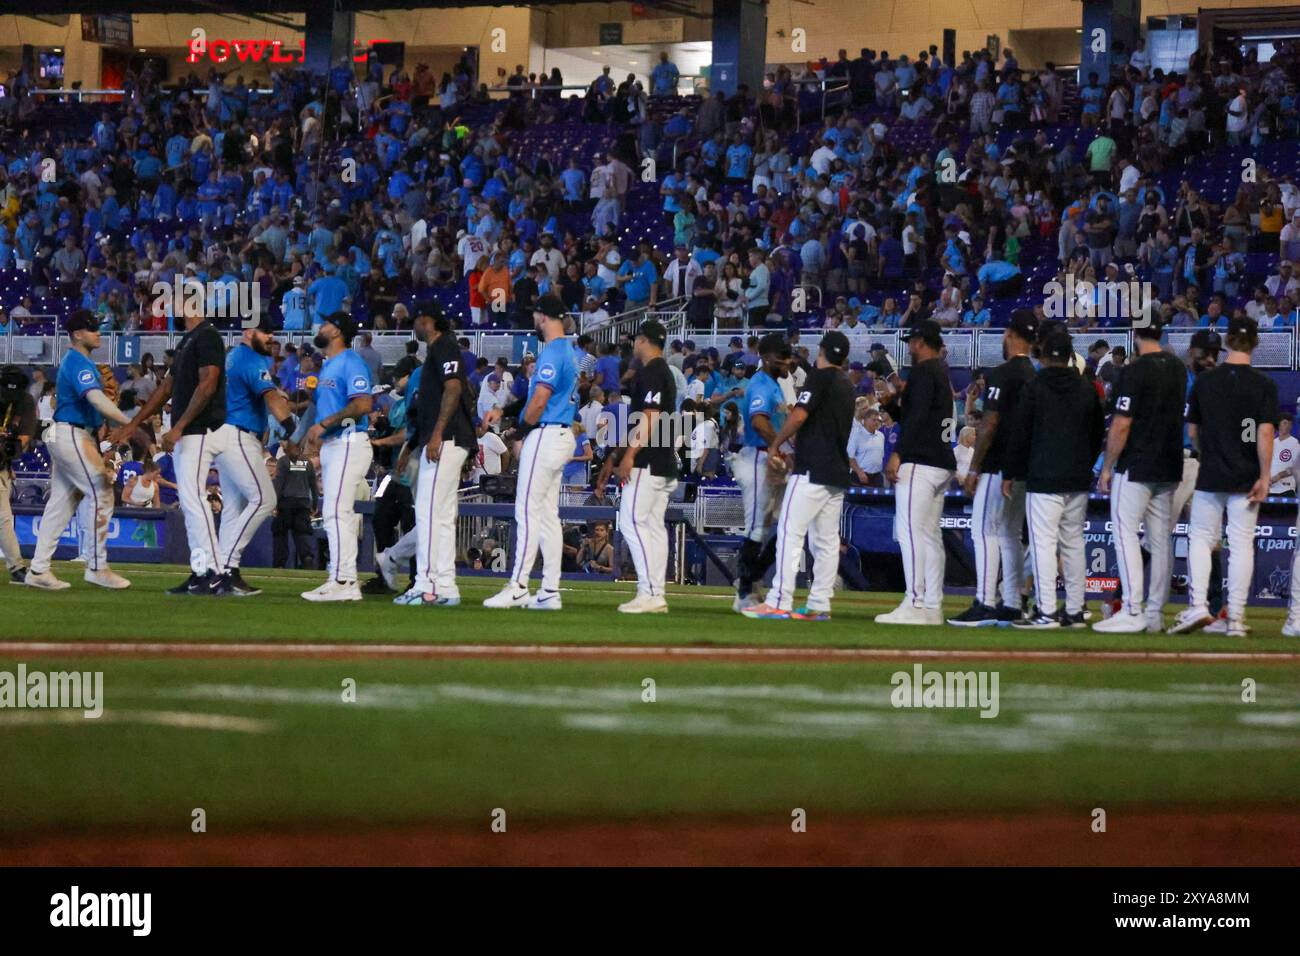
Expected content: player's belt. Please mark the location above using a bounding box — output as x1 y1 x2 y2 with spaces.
538 422 571 428
233 425 260 436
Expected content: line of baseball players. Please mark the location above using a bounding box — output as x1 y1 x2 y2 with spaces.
20 301 1294 635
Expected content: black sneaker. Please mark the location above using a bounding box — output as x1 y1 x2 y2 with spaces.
169 571 218 596
1012 607 1061 629
225 569 262 597
993 603 1024 625
9 566 27 585
946 601 1000 627
361 575 396 595
1057 609 1087 628
210 573 235 597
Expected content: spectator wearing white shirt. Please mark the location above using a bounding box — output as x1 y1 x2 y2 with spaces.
529 233 566 282
810 139 837 176
848 403 885 486
1269 414 1299 494
476 373 505 421
579 387 605 442
662 245 703 300
581 295 611 330
1265 262 1300 299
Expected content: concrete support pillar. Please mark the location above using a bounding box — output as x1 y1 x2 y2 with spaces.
304 0 355 75
1080 0 1141 83
710 0 766 96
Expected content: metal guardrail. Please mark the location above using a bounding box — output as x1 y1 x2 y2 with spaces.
6 323 1298 371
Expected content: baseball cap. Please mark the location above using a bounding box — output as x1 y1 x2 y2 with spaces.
638 319 667 348
729 336 744 346
758 331 792 358
1007 308 1039 341
821 330 851 366
869 342 887 353
65 309 96 335
1042 329 1074 361
1227 315 1258 338
683 339 696 350
1189 329 1223 353
905 319 944 351
535 294 566 320
322 312 358 343
293 276 305 287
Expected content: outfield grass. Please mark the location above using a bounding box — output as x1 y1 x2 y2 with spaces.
0 656 1297 834
3 561 1299 651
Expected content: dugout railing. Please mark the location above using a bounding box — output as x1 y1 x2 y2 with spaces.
4 322 1298 371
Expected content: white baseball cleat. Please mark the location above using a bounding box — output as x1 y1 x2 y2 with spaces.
84 569 131 590
619 594 668 614
1092 610 1146 633
1225 617 1248 638
1167 607 1215 635
1282 619 1300 638
732 592 759 613
1204 616 1251 635
483 585 531 609
23 570 71 591
376 550 401 591
874 602 934 626
301 580 363 602
524 589 563 611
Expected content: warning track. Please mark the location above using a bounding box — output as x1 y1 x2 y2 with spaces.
2 641 1299 663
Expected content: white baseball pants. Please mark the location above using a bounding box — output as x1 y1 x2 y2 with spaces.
76 495 94 562
1171 455 1200 522
414 440 469 598
895 462 954 610
320 430 373 583
619 467 677 598
0 469 19 569
1026 491 1087 615
30 423 115 575
510 425 574 592
970 472 1026 608
1187 490 1256 620
1110 471 1176 618
216 425 277 572
733 445 773 543
764 474 844 612
174 429 225 574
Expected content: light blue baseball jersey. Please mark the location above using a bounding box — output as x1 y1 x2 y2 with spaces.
742 370 785 447
54 349 103 430
315 349 372 438
531 335 579 425
225 343 276 434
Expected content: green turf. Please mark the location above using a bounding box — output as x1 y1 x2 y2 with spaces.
4 562 1299 651
0 656 1297 834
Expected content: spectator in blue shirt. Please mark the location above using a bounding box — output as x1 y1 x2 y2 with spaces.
650 52 680 95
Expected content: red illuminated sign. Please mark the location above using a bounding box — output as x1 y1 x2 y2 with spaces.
187 38 390 65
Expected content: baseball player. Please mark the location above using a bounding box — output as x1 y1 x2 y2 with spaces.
1004 329 1105 628
1170 316 1276 637
594 320 678 614
113 298 228 595
1094 318 1185 633
393 308 475 607
0 364 38 584
731 332 792 612
876 321 957 625
949 310 1038 626
25 310 134 591
484 294 579 610
214 320 300 596
300 314 375 602
743 331 855 621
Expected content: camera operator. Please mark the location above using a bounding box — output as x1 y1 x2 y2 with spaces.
0 365 39 584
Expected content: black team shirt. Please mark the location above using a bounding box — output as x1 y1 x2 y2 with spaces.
1187 363 1279 493
888 357 957 470
1111 349 1186 483
171 319 226 435
628 355 677 478
979 354 1035 477
792 365 855 487
415 333 477 450
1005 365 1105 493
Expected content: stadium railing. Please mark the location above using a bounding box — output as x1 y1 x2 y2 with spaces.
7 321 1297 371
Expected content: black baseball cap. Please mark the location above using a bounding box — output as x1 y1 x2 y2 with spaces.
1042 329 1074 361
65 309 96 335
869 342 888 353
1007 308 1039 341
1133 316 1165 340
1226 315 1258 338
905 319 944 351
322 312 358 344
758 331 792 358
820 330 851 366
637 319 667 348
1189 329 1223 353
536 294 566 320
